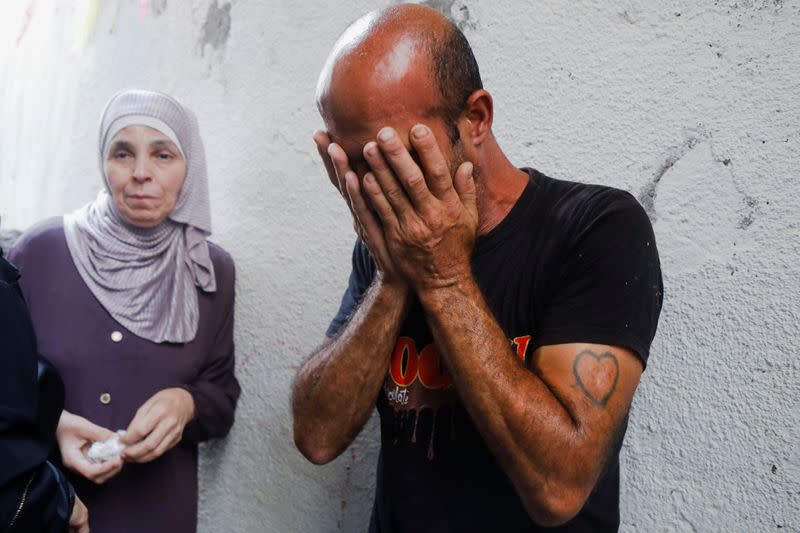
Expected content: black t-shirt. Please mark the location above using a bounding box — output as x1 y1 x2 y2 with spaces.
327 169 663 532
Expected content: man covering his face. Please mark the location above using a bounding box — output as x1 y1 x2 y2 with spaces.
292 4 663 532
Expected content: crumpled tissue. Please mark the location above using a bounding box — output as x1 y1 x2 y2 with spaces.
87 430 127 463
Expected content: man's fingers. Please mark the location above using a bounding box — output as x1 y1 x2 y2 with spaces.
345 172 399 278
373 129 436 210
360 172 399 228
409 124 453 199
453 161 477 214
327 142 354 199
345 171 391 244
345 172 376 230
313 130 338 190
363 140 420 215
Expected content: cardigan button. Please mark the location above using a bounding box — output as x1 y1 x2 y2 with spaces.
100 392 112 405
111 331 123 343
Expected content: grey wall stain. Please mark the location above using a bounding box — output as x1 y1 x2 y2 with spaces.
619 10 635 24
151 0 168 17
109 2 122 34
419 0 474 30
737 195 759 229
638 137 701 221
199 1 232 56
712 154 761 230
336 448 357 530
421 0 456 15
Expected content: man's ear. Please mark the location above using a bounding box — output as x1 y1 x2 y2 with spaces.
460 89 493 146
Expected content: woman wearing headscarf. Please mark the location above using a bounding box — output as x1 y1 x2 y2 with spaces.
8 89 240 533
0 249 88 532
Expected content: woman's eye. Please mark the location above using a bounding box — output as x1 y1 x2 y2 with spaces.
157 152 174 160
114 152 130 159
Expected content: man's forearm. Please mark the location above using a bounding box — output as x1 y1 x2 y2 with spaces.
292 278 410 464
417 279 597 525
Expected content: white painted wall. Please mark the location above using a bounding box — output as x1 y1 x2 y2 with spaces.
1 1 798 531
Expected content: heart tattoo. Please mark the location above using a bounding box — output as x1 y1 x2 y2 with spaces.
572 349 620 407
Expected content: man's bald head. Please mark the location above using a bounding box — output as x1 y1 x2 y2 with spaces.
316 4 483 143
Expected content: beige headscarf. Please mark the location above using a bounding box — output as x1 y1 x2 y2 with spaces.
64 89 216 343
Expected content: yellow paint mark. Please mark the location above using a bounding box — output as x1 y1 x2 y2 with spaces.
72 0 103 53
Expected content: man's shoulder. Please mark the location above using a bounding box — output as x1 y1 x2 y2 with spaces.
533 170 640 213
530 170 649 233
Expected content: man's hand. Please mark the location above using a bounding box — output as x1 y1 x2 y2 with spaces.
361 124 478 291
314 131 407 289
56 411 123 484
69 494 89 533
120 388 195 464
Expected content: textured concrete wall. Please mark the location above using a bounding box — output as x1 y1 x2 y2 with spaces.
1 1 798 531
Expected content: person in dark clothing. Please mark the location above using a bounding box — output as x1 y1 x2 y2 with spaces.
0 250 89 532
292 4 662 532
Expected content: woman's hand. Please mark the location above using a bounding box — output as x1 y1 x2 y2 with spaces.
56 410 123 484
120 388 195 463
69 494 90 533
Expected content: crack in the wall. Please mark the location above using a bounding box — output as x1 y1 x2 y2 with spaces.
199 1 232 56
336 448 357 530
637 128 760 228
708 144 762 231
619 10 636 24
638 136 702 221
670 490 700 533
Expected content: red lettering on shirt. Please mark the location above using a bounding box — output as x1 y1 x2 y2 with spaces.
390 336 419 387
388 334 533 391
511 335 532 361
417 344 452 389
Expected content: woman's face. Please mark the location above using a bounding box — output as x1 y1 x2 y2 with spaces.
104 125 187 228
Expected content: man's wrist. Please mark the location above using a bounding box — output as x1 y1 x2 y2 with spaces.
368 273 413 326
373 272 409 298
415 271 477 311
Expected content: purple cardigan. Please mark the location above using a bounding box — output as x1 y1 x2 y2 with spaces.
9 218 240 533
